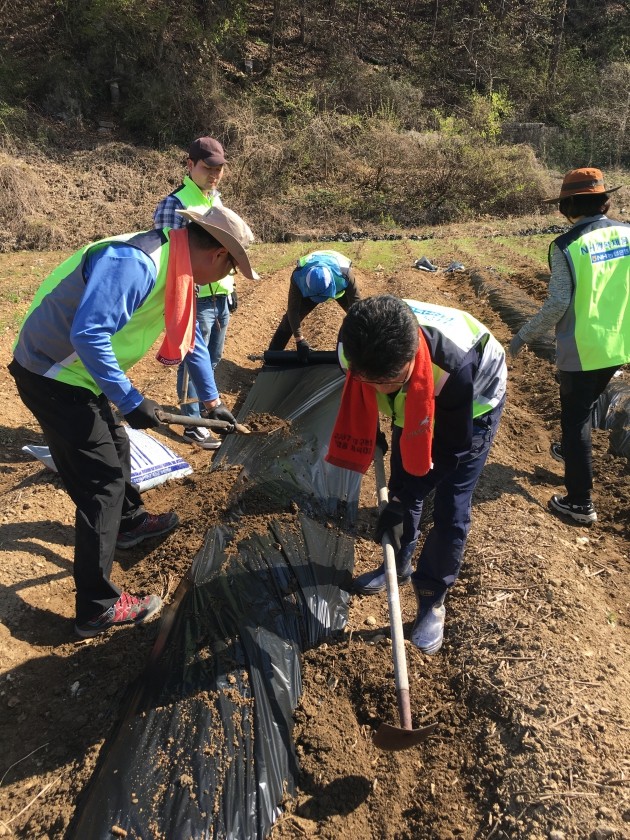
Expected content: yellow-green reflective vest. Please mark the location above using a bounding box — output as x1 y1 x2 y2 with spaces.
172 177 234 299
14 230 171 394
296 250 351 300
552 219 630 371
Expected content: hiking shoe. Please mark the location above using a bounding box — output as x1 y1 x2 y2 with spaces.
410 584 446 655
550 442 564 463
75 592 162 638
548 494 597 524
183 426 221 450
116 511 179 550
353 561 412 595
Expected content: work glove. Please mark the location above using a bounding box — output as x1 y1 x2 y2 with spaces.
296 338 311 364
375 427 389 456
227 288 238 313
374 500 406 554
508 334 526 359
124 397 161 430
206 400 237 431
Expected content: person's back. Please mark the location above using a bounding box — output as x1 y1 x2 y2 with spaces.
509 167 629 524
267 249 360 359
551 214 630 372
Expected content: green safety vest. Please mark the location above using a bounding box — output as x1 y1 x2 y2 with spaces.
15 231 171 394
296 250 351 300
553 219 630 371
338 300 505 429
172 176 234 299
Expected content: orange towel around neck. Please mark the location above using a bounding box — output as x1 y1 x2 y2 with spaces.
326 330 435 476
156 228 196 366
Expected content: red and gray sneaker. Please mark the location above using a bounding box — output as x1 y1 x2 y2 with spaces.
548 494 597 524
116 511 179 550
75 592 162 638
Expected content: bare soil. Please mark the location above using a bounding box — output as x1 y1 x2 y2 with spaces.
0 234 629 840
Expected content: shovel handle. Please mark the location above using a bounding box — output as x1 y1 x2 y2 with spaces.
374 445 413 732
155 409 251 435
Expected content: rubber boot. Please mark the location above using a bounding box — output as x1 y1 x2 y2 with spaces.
410 581 446 655
353 540 415 594
353 561 413 595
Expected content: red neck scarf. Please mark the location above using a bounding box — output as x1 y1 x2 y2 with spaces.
326 330 434 476
156 228 196 366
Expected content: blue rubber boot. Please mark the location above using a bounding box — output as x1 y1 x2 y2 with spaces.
353 560 413 595
353 540 415 595
410 582 446 655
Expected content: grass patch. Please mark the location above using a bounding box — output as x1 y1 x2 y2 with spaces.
0 251 72 330
347 240 409 272
493 236 549 267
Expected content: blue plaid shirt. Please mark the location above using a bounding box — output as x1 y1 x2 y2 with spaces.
153 194 187 230
153 187 222 230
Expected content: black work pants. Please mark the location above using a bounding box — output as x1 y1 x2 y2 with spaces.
390 397 505 598
8 360 146 623
267 298 321 351
559 366 620 503
267 294 355 351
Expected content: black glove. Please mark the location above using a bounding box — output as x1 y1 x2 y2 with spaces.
375 427 388 455
296 338 311 364
206 400 237 431
374 500 406 553
227 288 238 313
124 397 161 430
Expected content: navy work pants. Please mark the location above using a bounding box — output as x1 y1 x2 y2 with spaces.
8 360 146 623
389 397 505 599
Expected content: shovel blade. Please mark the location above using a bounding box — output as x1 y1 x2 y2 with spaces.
373 721 438 752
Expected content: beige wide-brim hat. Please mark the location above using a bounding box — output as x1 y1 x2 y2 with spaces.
177 205 260 280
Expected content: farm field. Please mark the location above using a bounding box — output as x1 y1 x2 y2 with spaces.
0 223 628 840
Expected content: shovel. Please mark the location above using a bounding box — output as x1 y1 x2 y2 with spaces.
155 409 252 435
371 445 438 751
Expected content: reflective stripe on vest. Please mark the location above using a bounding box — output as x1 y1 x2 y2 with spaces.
553 219 630 371
403 300 506 423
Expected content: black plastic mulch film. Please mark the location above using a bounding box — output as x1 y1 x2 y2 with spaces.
69 283 629 839
69 363 362 840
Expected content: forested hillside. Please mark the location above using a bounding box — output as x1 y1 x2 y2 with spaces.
0 0 629 245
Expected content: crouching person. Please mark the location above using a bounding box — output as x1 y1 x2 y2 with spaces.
327 295 507 654
8 205 258 638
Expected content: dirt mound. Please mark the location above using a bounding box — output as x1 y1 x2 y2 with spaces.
0 143 183 252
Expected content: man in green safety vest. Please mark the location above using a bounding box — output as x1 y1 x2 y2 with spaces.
267 249 361 362
509 167 629 525
327 295 507 654
154 137 238 450
8 205 258 638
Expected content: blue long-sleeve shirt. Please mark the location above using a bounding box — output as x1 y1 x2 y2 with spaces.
16 241 218 415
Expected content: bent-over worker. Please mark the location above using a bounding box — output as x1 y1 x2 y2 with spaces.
267 249 360 361
9 205 258 638
327 295 507 655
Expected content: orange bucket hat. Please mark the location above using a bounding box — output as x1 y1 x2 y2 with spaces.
543 167 621 203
